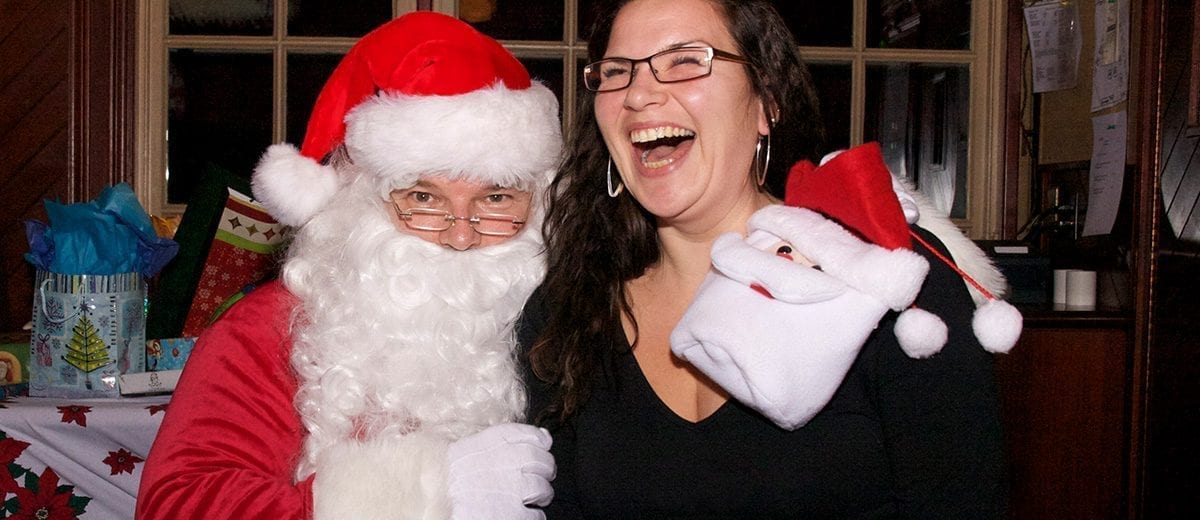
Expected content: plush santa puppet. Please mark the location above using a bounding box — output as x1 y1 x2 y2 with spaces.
253 12 560 518
670 143 1021 431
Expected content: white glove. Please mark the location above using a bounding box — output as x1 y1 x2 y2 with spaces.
446 423 555 520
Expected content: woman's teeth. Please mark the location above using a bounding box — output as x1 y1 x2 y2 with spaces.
630 126 694 143
631 126 695 169
641 150 674 169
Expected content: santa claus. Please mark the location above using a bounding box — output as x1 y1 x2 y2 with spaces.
138 12 561 520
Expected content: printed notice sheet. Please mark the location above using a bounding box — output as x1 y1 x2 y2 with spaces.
1024 1 1082 93
1083 110 1127 236
1091 0 1129 111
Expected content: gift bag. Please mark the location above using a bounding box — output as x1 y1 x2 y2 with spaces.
29 271 147 398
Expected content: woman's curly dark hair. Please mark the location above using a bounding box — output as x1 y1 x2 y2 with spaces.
529 0 826 422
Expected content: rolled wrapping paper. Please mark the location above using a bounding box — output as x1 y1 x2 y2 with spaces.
1052 269 1097 310
1053 269 1069 305
1065 270 1097 309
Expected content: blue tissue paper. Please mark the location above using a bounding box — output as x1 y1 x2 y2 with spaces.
24 183 179 277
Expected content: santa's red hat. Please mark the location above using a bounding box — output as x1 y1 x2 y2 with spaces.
785 143 1022 357
252 12 562 227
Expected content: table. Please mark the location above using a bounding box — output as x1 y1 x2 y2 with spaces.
0 395 171 518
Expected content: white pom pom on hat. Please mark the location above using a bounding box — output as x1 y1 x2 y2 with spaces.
251 12 562 227
785 143 1023 358
894 306 948 359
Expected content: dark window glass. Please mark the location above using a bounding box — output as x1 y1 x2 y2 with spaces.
867 0 971 50
864 63 969 218
167 50 273 204
288 0 392 37
169 0 274 36
520 57 566 117
805 62 852 152
286 53 346 146
578 0 598 41
770 1 852 47
463 0 563 41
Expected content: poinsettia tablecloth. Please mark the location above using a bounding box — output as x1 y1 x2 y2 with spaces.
0 395 170 519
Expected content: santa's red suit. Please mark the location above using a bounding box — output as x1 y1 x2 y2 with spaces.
136 12 561 520
137 281 310 516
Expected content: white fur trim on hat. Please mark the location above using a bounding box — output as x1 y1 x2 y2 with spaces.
749 205 929 310
896 176 1008 305
345 82 562 193
311 432 452 520
251 143 342 227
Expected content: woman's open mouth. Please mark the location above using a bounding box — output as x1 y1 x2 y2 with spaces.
631 125 695 169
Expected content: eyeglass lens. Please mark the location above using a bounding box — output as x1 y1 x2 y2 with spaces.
584 47 746 92
402 209 524 237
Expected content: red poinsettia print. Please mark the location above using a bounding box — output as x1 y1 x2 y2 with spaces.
56 405 92 427
146 403 168 416
102 448 144 476
0 435 32 494
7 468 78 520
0 435 30 464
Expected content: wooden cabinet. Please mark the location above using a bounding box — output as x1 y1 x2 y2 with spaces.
995 313 1132 519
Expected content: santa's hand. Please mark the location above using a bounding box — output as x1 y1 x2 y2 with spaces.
446 423 555 520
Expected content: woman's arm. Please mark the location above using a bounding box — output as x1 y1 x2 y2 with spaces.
867 227 1007 518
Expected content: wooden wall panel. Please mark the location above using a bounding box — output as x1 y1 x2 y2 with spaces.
1157 0 1200 243
1140 0 1200 516
0 0 133 332
0 0 69 332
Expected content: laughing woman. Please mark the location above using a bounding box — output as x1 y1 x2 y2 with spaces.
520 0 1006 517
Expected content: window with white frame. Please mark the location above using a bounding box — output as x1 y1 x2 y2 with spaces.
774 0 1007 237
137 0 1005 237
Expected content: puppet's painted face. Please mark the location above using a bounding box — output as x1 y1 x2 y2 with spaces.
747 229 818 270
756 238 818 270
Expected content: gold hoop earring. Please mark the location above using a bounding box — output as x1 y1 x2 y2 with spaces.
607 157 624 197
754 133 772 187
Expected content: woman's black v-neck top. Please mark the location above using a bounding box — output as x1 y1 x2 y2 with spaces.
518 228 1006 519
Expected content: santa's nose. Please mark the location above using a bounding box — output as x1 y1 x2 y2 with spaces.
439 217 482 251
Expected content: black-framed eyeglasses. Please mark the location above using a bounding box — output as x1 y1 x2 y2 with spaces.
582 46 752 92
393 206 526 237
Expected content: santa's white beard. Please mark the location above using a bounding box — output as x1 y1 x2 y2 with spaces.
280 177 545 479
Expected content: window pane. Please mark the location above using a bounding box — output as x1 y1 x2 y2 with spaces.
169 0 273 36
867 0 970 50
288 0 392 37
520 57 565 117
805 62 851 151
770 1 852 47
168 50 273 204
463 0 562 41
864 63 969 218
286 53 346 146
578 0 598 41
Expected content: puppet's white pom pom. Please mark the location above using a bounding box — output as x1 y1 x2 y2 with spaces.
895 307 947 359
973 299 1023 353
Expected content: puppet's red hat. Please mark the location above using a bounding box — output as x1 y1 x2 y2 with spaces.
786 143 1022 357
